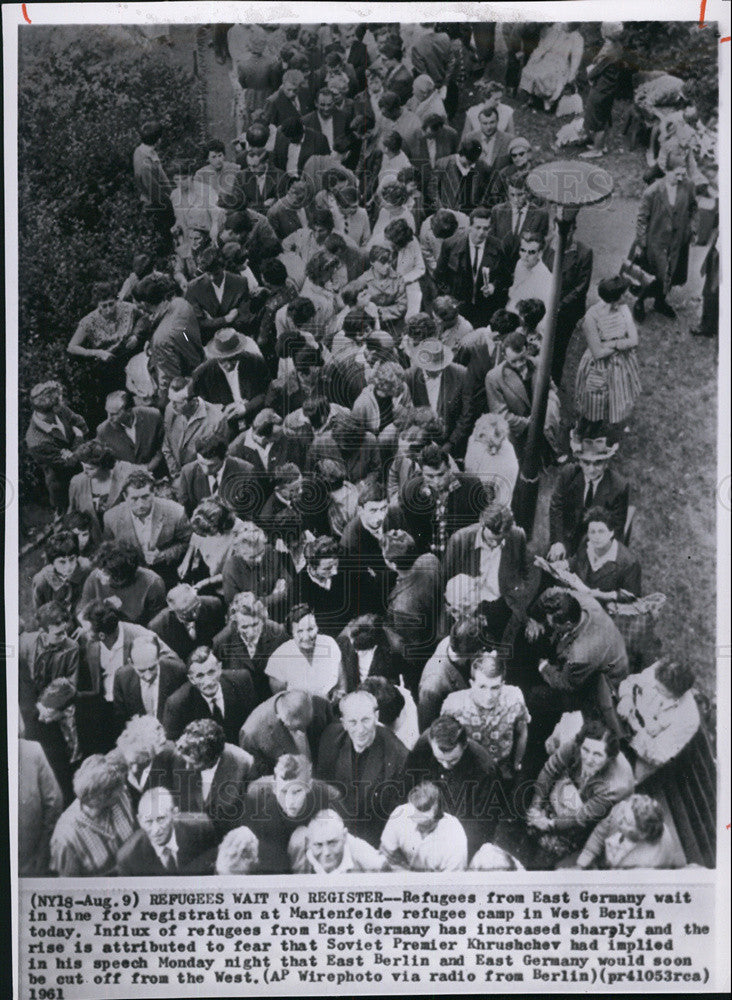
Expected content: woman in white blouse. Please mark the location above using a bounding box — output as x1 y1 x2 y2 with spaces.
383 217 426 317
266 605 347 701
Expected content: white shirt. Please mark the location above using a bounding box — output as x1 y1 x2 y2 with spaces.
99 630 126 702
286 142 302 175
356 647 377 683
131 511 154 551
475 533 504 603
380 806 468 871
317 115 334 150
139 671 160 716
423 372 442 415
289 727 311 760
220 361 243 404
586 539 619 573
123 415 137 444
200 763 218 805
243 427 272 467
211 276 226 303
127 762 152 793
207 464 225 495
426 137 437 167
469 240 485 276
265 635 343 698
511 205 528 235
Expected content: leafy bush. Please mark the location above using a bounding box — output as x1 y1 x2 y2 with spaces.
18 26 202 501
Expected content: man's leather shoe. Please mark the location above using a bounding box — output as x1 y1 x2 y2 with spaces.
632 299 645 322
654 299 676 319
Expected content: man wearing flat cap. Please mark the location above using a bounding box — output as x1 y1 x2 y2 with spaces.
190 327 270 432
25 382 88 513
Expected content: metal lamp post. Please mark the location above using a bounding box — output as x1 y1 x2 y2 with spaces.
512 159 614 536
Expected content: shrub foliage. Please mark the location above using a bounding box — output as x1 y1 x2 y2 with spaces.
18 26 202 494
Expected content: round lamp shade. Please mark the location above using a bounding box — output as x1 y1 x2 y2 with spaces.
527 159 614 208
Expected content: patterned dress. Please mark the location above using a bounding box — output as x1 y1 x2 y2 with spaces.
575 301 642 424
440 685 530 765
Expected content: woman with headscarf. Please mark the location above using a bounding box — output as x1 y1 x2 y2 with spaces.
575 276 641 435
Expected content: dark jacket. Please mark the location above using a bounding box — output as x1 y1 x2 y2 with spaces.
238 692 334 773
112 658 189 730
443 523 540 620
636 178 697 294
95 407 163 466
184 272 253 338
272 127 330 175
229 167 286 214
434 230 511 325
430 155 491 214
316 723 408 846
384 552 442 669
190 356 270 423
116 814 219 876
176 455 259 518
212 620 288 704
339 516 395 616
491 202 550 263
549 464 630 555
301 110 349 152
148 598 227 663
174 744 258 833
389 472 486 556
543 240 594 328
405 363 471 456
265 87 314 128
162 670 257 744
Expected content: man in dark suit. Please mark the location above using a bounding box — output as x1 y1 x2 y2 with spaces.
466 104 513 173
266 179 313 241
95 390 163 473
443 503 541 642
176 433 257 519
116 787 218 875
212 593 288 704
190 328 270 432
112 634 188 731
339 479 393 616
272 117 330 177
388 444 490 558
149 583 226 662
405 715 500 855
229 147 285 214
378 36 414 105
435 206 512 327
490 169 550 266
162 646 256 745
302 88 348 154
542 212 594 384
485 331 562 460
102 469 191 588
226 408 293 504
548 435 629 559
405 339 472 458
316 690 408 847
265 70 313 129
174 718 258 834
410 114 459 203
430 139 492 216
25 380 88 513
239 690 333 774
184 248 254 343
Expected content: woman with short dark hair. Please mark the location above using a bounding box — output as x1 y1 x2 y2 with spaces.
68 440 139 543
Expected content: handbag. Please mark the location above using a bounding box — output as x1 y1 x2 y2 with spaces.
606 592 666 673
619 241 655 295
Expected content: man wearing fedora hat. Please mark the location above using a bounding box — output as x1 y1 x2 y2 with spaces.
404 338 472 458
548 432 630 561
190 327 270 432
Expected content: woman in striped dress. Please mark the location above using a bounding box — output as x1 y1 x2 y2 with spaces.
575 276 641 436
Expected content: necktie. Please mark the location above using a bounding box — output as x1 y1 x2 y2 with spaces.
209 697 224 727
141 678 156 716
160 846 177 872
585 482 595 507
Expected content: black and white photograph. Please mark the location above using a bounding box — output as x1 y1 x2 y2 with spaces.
4 2 730 997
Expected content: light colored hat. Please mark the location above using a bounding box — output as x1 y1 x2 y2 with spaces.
30 380 62 404
569 430 619 460
204 328 257 360
508 136 531 155
601 22 624 40
414 338 453 372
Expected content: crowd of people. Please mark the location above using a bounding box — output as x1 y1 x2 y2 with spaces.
20 21 712 878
